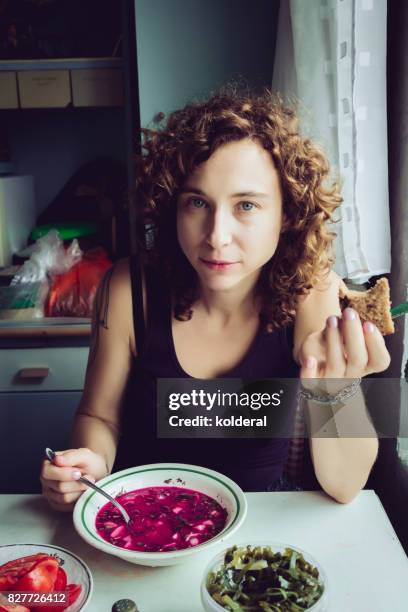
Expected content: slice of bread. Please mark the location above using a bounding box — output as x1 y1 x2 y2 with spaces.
339 277 395 335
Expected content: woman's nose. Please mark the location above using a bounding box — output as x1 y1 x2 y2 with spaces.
205 209 233 248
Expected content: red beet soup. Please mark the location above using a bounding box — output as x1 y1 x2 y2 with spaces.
95 486 228 552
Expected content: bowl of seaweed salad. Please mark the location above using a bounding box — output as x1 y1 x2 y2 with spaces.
201 543 328 611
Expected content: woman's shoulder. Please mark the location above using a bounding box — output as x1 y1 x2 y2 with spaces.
100 257 132 306
109 256 131 285
95 257 136 353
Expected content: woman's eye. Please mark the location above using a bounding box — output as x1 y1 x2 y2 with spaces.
238 201 256 212
189 197 206 209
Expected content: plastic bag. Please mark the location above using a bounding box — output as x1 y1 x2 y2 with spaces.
45 247 112 318
1 230 83 319
11 230 82 285
0 282 47 320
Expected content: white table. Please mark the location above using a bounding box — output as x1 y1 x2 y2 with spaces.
0 492 407 612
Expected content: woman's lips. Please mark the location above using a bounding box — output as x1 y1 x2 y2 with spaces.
200 258 238 271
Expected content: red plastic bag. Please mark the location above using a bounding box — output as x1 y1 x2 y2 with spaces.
45 248 112 318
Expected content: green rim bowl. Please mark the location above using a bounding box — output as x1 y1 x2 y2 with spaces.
73 463 247 567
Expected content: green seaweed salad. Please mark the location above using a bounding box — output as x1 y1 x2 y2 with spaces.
206 545 324 611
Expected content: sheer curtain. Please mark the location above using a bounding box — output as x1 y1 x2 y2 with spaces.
272 0 390 284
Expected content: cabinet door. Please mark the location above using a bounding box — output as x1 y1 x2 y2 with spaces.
0 347 89 392
0 391 80 493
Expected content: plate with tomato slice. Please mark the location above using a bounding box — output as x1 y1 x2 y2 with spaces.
0 544 92 612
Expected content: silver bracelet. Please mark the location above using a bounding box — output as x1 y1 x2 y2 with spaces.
298 378 361 405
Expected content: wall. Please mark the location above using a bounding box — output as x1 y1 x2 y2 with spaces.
135 0 280 127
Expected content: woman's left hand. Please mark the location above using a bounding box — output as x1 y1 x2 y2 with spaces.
298 307 391 391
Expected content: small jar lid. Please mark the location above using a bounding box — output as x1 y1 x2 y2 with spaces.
111 599 139 612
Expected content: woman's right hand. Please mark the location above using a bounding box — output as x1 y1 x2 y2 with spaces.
40 448 109 512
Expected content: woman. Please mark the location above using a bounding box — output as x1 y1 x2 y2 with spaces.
41 89 390 511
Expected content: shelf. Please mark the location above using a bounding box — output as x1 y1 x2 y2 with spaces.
0 318 91 339
0 57 123 72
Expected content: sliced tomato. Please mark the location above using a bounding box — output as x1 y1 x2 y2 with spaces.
0 604 30 611
31 583 82 612
0 554 53 592
53 567 67 592
65 583 82 607
0 576 17 593
12 558 59 593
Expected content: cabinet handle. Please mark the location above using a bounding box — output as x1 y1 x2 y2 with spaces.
17 367 50 380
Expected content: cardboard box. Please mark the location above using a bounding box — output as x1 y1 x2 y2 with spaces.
17 70 71 109
0 72 19 109
71 68 124 107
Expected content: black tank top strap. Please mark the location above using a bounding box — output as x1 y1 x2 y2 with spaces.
129 258 172 360
143 265 171 332
129 254 146 357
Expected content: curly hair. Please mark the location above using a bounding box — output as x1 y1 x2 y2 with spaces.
132 86 342 331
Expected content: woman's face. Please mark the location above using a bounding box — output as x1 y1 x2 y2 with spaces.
176 138 283 293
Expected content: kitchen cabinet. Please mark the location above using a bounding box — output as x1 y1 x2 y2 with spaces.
0 2 131 246
0 341 89 493
0 346 89 392
0 391 83 493
0 2 131 497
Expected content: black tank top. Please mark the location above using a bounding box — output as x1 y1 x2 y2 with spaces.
114 257 301 492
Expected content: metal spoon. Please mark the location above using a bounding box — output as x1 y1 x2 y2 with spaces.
45 447 132 526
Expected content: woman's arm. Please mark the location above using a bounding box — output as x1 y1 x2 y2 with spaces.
293 269 345 364
72 259 134 472
299 307 390 503
303 389 379 503
40 259 135 510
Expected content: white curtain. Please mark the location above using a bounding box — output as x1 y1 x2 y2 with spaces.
272 0 390 284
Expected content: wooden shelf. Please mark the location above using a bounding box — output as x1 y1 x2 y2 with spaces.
0 57 123 71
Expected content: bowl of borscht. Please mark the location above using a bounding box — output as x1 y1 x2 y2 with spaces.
73 463 247 566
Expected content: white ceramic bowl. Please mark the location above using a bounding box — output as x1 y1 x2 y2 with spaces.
201 541 328 612
0 543 93 612
73 463 247 567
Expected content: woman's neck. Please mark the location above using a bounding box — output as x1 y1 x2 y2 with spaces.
196 279 260 327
